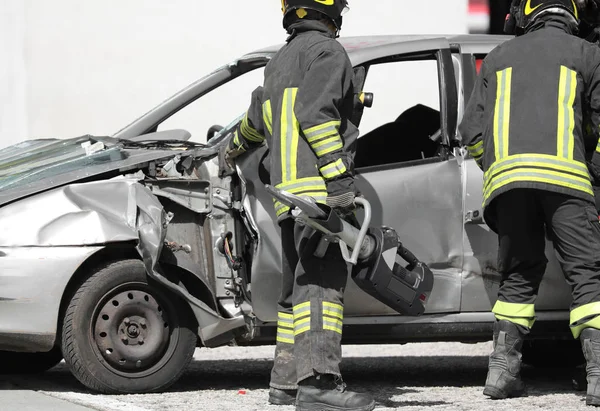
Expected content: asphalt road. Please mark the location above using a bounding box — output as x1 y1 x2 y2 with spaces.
0 342 593 411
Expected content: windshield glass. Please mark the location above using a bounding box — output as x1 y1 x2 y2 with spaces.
0 136 126 191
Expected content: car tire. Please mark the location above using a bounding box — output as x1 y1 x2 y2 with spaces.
522 339 585 368
61 259 198 394
0 346 63 374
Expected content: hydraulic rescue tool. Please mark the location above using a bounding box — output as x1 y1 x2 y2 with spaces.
265 185 434 316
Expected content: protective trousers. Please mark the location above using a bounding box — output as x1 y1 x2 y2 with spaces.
490 188 600 338
270 218 349 390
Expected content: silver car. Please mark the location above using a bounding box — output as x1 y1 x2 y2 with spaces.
2 34 573 394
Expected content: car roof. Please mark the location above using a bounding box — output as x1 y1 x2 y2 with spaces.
244 34 512 60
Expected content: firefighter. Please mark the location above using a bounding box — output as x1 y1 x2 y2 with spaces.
224 1 375 410
459 0 600 405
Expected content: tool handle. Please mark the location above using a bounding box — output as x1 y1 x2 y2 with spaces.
342 197 372 265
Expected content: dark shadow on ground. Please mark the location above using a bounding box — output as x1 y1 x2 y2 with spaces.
0 355 586 407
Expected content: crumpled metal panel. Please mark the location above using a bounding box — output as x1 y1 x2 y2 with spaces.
0 176 245 345
0 178 148 247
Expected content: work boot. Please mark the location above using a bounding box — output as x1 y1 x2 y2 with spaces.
580 328 600 406
483 320 527 399
296 374 375 411
269 388 297 406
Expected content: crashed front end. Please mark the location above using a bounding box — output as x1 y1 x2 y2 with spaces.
0 133 254 352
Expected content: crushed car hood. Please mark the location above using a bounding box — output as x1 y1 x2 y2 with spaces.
0 132 222 207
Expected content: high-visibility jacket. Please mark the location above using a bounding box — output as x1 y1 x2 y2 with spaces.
230 20 359 220
459 21 600 224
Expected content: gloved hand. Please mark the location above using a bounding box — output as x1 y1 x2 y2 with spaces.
326 175 358 217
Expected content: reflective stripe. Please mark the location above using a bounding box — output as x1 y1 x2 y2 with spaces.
484 154 589 182
467 140 484 159
492 301 535 329
323 302 343 319
276 177 327 194
294 317 311 336
276 326 294 344
263 100 273 135
319 159 347 180
557 66 577 160
277 312 294 329
495 314 535 329
304 120 341 142
492 300 535 318
293 301 311 319
494 68 512 161
484 168 593 203
571 313 600 338
571 302 600 325
241 113 264 143
233 131 243 149
323 317 343 334
311 135 344 158
281 88 299 183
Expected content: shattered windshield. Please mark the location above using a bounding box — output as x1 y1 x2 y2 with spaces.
0 135 126 191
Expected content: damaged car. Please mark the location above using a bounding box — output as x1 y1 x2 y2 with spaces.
0 34 579 394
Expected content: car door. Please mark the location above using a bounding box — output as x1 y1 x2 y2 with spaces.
343 44 463 317
244 39 464 322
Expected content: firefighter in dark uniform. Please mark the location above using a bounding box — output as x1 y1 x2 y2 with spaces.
225 1 375 410
459 0 600 405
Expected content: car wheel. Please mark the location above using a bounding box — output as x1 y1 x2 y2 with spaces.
522 339 585 368
0 346 63 374
61 259 197 394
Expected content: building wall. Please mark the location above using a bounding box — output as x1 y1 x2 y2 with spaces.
0 0 468 149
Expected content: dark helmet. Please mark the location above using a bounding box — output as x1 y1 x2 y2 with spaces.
281 0 349 31
504 0 580 34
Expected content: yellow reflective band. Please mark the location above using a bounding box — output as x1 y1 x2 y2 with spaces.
241 114 264 143
278 312 293 320
572 0 579 19
492 300 535 318
293 301 311 316
294 317 311 336
323 316 343 334
263 100 273 135
277 336 295 344
319 159 347 180
281 88 300 183
277 320 294 329
277 328 294 337
483 168 593 203
495 314 535 329
557 66 577 160
467 140 484 158
494 68 512 161
323 302 343 317
570 302 600 325
484 154 590 182
571 315 600 338
304 120 341 141
311 135 343 158
276 177 327 192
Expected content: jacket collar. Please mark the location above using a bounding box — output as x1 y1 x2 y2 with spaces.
286 20 336 43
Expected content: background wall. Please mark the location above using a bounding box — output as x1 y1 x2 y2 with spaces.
0 0 468 149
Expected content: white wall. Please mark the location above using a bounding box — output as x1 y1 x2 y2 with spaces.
0 0 468 149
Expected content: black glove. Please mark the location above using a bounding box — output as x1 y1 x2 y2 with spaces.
325 175 357 217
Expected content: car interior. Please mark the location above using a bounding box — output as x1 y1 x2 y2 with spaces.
353 103 442 169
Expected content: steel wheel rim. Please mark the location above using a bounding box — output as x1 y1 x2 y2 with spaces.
91 281 180 378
